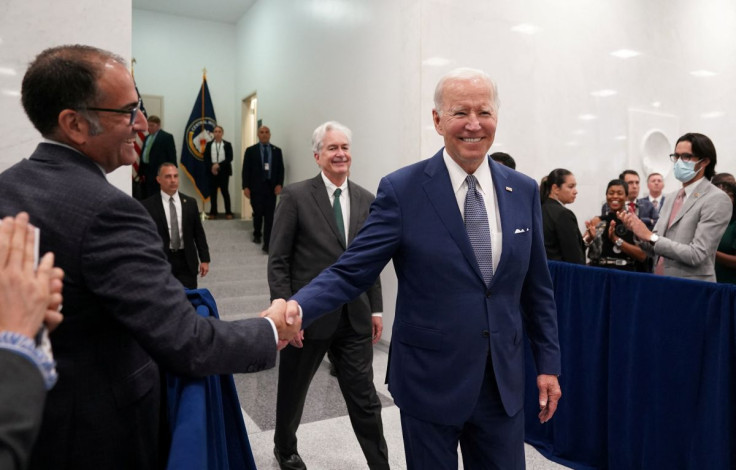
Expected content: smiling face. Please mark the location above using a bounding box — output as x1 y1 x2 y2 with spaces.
80 61 147 173
553 174 578 204
314 129 351 186
606 184 627 212
432 77 497 174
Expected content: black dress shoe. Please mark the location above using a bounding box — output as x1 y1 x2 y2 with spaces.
274 448 306 470
252 235 262 244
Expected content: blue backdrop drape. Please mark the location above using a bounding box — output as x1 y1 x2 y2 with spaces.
525 261 736 469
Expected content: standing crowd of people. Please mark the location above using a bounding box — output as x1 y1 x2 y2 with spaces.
538 137 735 284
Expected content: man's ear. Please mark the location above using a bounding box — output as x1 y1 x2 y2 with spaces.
432 109 443 135
57 109 90 145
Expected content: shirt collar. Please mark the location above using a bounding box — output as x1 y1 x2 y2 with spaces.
42 138 106 175
442 149 493 196
321 172 347 194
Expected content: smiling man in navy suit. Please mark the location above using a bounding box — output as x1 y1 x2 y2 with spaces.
264 68 562 469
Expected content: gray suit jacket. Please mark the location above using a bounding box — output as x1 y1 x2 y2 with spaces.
648 177 732 282
0 143 276 469
268 174 381 339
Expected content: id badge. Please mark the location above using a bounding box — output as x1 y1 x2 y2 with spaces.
264 162 270 171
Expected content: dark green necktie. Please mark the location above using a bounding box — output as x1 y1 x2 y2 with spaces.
333 188 345 245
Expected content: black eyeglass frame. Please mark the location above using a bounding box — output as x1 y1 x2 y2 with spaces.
669 153 700 163
81 98 142 126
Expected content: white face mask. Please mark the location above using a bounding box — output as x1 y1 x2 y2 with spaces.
673 158 702 183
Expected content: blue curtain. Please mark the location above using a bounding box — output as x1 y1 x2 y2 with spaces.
166 289 257 470
525 261 736 469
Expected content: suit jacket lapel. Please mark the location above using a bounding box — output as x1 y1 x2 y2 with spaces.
154 196 170 246
347 180 361 244
671 178 709 228
422 151 484 284
489 157 511 280
311 175 346 249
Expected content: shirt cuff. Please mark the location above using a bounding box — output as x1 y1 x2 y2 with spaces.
0 330 57 389
263 317 278 345
372 313 383 317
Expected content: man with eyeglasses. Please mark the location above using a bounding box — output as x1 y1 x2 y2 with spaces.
139 115 178 199
621 133 732 281
0 44 301 469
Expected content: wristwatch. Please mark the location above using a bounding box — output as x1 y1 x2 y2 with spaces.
615 238 624 247
650 234 659 244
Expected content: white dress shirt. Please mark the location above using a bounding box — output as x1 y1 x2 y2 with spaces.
160 190 184 249
443 151 502 273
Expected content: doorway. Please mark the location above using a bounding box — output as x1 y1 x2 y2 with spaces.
240 93 258 220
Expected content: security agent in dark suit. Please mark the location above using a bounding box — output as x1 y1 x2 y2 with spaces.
0 213 63 470
142 162 211 289
203 125 234 219
269 122 388 470
263 68 562 470
0 44 300 469
242 125 285 252
139 115 177 199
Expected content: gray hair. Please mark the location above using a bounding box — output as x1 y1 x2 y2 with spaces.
312 121 352 154
433 67 500 115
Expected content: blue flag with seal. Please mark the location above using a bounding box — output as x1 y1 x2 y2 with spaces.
181 75 217 201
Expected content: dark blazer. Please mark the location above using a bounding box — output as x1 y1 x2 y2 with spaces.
203 140 233 177
241 143 284 200
292 151 561 426
268 174 381 339
142 191 211 277
0 351 46 470
0 143 276 469
140 130 177 195
542 198 585 264
646 195 666 214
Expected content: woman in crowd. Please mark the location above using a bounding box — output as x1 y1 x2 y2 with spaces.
541 168 586 264
585 179 649 272
715 181 736 283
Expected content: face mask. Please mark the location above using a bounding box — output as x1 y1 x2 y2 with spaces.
673 158 702 183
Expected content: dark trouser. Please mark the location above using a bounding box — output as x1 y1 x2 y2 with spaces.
166 249 196 289
208 173 231 215
400 356 524 470
274 310 389 469
251 190 276 247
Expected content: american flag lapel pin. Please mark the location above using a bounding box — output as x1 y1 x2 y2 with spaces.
505 186 513 192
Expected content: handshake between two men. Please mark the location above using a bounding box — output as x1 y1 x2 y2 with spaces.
260 299 302 350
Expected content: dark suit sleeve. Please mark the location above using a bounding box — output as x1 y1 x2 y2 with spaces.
190 200 210 263
224 142 234 165
241 148 251 190
555 209 586 264
203 142 213 170
274 148 285 186
267 187 299 300
638 199 659 230
520 184 562 376
0 351 46 470
83 196 276 376
163 132 177 167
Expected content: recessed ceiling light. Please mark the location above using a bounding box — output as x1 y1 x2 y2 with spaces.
511 23 539 34
701 111 724 119
651 101 662 108
423 57 450 67
615 135 627 141
578 114 597 121
690 70 717 77
590 89 617 98
565 141 579 147
610 49 640 59
0 67 16 76
2 89 20 97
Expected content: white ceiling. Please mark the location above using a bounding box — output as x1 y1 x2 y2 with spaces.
131 0 256 24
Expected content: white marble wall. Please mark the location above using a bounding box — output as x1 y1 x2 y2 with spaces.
0 0 132 190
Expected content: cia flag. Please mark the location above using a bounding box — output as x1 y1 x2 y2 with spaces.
181 75 217 200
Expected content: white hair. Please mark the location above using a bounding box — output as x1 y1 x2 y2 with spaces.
312 121 352 154
433 67 500 115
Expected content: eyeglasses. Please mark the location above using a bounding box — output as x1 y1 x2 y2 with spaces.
81 98 142 126
669 153 700 163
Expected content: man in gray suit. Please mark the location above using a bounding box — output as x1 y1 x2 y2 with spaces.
0 44 300 469
268 121 389 470
622 132 732 282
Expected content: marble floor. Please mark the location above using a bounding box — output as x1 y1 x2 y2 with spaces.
199 217 568 469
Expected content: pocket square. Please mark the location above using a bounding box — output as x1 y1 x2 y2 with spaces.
514 228 530 234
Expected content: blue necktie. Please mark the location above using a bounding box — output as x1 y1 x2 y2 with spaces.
464 175 493 285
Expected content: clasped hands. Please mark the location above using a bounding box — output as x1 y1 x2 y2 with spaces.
260 299 302 350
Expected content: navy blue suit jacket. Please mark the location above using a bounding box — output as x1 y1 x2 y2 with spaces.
292 150 561 426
